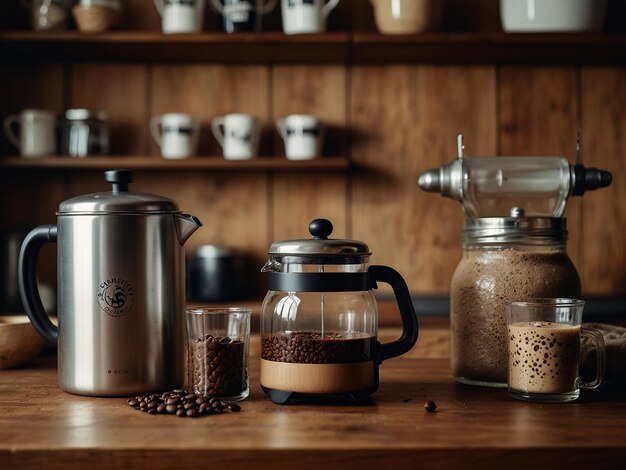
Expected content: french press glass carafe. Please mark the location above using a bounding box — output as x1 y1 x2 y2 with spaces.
260 219 418 404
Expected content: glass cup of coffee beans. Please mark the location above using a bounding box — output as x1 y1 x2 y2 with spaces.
186 307 251 402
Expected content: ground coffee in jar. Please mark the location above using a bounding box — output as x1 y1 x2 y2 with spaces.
450 212 581 387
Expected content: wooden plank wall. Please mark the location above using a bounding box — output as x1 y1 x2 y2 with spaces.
1 1 625 297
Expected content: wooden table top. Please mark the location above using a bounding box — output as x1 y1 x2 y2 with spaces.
1 326 625 469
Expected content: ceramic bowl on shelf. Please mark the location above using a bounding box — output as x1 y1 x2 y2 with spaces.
72 0 124 33
500 0 607 33
0 315 45 369
370 0 443 34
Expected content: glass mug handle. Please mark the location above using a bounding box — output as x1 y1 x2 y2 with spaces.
3 115 21 149
209 0 224 13
260 0 277 14
369 265 419 363
153 0 164 15
149 116 163 148
322 0 340 17
276 118 287 141
211 117 226 148
580 327 606 389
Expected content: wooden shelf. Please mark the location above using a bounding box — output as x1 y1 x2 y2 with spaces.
0 156 350 171
1 30 626 64
0 31 350 64
352 32 626 64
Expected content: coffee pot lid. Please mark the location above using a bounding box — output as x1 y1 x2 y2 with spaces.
268 219 370 262
57 169 180 214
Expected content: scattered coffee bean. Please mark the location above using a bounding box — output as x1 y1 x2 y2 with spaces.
424 400 437 412
127 388 242 418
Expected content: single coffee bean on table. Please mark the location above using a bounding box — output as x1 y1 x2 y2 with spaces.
127 389 242 418
424 400 437 412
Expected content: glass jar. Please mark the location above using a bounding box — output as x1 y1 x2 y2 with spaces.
60 109 110 157
450 210 581 387
260 219 418 404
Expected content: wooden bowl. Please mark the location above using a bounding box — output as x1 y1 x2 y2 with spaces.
0 316 45 369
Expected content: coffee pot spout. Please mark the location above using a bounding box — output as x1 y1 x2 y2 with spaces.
175 214 203 245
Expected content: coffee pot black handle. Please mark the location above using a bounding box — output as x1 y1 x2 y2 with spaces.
18 224 58 345
369 265 418 363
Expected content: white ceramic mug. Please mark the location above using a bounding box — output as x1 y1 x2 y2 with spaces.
212 114 260 160
154 0 206 33
150 113 199 159
3 109 56 158
277 114 321 160
280 0 340 34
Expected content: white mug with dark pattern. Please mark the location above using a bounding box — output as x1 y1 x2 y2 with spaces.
212 114 260 160
277 114 321 160
151 113 199 159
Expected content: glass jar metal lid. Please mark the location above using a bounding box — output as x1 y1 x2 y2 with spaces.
62 109 108 122
268 219 370 264
463 207 567 245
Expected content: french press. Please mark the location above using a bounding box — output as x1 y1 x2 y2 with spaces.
260 219 419 404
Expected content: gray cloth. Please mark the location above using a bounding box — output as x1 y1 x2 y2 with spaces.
581 323 626 385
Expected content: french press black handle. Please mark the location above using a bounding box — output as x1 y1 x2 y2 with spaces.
369 265 419 363
18 224 59 345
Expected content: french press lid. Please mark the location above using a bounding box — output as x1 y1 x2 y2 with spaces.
268 219 371 264
266 219 376 292
57 169 180 215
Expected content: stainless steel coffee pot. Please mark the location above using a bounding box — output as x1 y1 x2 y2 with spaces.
19 169 202 396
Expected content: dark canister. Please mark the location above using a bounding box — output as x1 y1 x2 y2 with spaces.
188 245 250 302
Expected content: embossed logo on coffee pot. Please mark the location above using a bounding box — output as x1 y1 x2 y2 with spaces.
97 278 135 317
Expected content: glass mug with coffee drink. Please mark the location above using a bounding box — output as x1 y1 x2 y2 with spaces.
3 109 56 158
506 298 606 403
211 113 260 160
210 0 276 32
154 0 206 33
281 0 340 34
150 113 199 159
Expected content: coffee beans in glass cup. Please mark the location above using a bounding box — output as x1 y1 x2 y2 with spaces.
186 308 251 402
